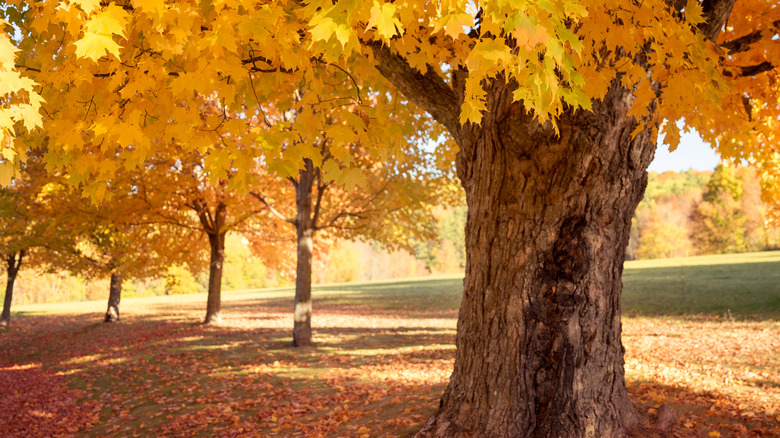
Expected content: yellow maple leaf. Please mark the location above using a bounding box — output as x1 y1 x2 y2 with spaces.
73 32 121 61
459 98 486 125
131 0 166 18
85 6 128 37
0 161 17 186
434 12 474 40
0 31 19 69
72 0 101 15
662 121 682 152
685 0 705 26
366 1 402 43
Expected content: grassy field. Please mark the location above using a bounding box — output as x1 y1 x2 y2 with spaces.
0 252 779 437
623 251 780 318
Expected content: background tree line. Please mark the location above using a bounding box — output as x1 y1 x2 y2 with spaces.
627 165 780 260
8 162 780 308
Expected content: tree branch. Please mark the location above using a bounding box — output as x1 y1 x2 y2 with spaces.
699 0 738 42
722 61 776 77
249 192 295 225
223 209 265 232
367 42 461 139
720 20 780 54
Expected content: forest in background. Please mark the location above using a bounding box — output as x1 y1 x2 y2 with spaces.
7 164 780 306
628 165 780 260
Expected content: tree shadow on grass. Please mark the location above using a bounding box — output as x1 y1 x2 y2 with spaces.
622 260 780 321
3 297 779 438
1 308 457 437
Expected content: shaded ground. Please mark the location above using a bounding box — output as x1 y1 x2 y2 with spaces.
0 253 779 437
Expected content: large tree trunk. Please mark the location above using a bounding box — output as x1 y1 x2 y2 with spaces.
293 159 317 347
0 251 25 327
104 272 122 323
204 231 226 324
414 82 656 437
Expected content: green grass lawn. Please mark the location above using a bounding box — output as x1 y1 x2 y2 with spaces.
622 250 780 319
1 252 779 437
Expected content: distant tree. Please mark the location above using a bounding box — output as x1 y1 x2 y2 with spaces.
433 240 461 274
736 167 768 251
321 242 361 283
437 206 467 269
248 68 443 346
0 153 66 326
690 164 747 254
134 144 284 324
636 212 690 259
49 176 201 322
163 265 200 296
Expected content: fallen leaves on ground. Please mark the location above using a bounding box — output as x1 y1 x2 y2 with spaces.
0 296 778 437
0 363 99 437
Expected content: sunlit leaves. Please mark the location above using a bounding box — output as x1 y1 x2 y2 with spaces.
366 1 403 43
685 0 706 26
0 21 44 185
73 6 128 61
0 0 773 208
73 32 121 61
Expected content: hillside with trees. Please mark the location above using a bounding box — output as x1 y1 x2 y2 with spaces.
628 166 780 260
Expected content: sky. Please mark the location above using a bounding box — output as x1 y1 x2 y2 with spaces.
647 130 721 173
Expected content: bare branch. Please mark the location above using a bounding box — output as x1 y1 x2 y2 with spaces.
249 192 295 225
223 209 265 232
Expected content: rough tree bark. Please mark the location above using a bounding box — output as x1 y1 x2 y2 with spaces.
104 272 123 323
0 250 25 327
204 230 226 324
293 159 317 346
372 47 658 436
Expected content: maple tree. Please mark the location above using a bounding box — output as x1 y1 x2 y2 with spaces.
0 186 34 327
131 139 290 324
304 2 777 436
247 65 445 346
1 0 778 435
0 151 64 326
690 164 747 254
50 175 200 322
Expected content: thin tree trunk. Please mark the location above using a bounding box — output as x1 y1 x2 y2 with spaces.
293 159 316 346
104 272 122 322
293 225 314 346
413 82 655 437
204 231 226 324
0 251 24 327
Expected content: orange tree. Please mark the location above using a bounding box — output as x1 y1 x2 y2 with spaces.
3 0 779 435
0 150 65 326
133 144 286 324
49 175 202 322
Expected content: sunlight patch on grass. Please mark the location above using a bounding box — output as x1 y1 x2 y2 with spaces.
334 344 456 357
62 354 104 365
